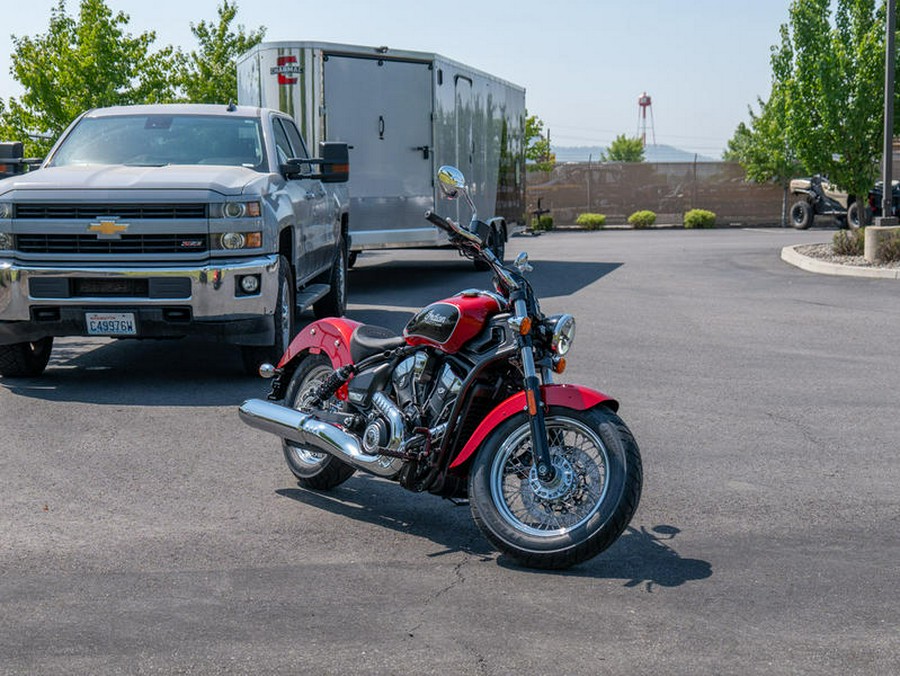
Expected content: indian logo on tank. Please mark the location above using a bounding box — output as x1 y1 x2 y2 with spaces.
404 303 459 345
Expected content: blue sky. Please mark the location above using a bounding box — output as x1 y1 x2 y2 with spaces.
0 0 792 156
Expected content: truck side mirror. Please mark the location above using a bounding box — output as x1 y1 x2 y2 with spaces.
318 142 349 183
0 142 25 177
281 142 349 183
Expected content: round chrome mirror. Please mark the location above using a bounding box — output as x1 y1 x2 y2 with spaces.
437 165 466 199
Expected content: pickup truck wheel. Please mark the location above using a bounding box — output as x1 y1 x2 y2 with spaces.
790 200 813 230
0 337 53 378
241 255 294 375
313 236 348 319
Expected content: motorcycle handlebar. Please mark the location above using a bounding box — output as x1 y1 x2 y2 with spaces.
424 209 521 292
425 210 483 247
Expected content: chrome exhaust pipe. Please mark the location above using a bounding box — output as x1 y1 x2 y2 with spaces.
238 398 401 477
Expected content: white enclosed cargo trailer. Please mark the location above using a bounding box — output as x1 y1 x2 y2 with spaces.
237 41 526 260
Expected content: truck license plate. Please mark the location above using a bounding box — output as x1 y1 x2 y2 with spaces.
85 312 137 336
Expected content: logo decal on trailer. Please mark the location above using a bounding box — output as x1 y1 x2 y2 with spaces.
270 56 302 85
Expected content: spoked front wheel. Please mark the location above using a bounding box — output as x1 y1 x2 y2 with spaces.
468 405 642 570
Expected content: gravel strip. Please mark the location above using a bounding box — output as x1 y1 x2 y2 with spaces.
794 242 900 269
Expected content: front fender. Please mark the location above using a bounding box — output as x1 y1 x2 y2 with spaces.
277 317 362 369
449 384 618 469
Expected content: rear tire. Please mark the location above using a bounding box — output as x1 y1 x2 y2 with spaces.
281 353 355 490
241 254 294 375
468 405 642 570
846 202 868 229
790 200 813 229
0 337 53 378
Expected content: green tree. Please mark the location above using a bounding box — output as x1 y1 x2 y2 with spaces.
525 114 555 172
785 0 884 222
0 0 177 156
603 134 645 162
176 1 266 104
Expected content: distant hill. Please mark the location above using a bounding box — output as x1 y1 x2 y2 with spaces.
552 144 720 164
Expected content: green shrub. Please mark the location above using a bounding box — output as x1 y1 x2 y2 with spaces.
833 228 865 256
628 210 656 229
530 214 554 231
876 232 900 262
575 213 607 230
683 209 716 229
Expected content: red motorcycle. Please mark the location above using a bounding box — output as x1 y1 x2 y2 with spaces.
239 166 643 569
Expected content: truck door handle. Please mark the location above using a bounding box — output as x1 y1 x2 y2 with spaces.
378 116 385 140
414 146 430 160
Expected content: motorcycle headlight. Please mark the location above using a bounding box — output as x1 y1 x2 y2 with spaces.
548 314 576 356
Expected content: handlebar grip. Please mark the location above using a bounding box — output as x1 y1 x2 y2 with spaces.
425 210 451 230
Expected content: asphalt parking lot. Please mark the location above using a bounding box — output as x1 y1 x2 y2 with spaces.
1 227 898 674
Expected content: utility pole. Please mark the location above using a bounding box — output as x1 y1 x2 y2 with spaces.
879 0 897 225
867 0 898 262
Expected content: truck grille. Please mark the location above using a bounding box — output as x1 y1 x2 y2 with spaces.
14 203 208 219
17 234 209 254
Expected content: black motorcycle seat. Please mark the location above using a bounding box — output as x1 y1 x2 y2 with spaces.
350 324 406 362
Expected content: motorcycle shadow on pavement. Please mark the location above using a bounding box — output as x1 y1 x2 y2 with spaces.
278 476 712 585
276 474 496 561
499 524 713 587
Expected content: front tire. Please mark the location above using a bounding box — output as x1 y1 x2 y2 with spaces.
281 353 355 490
0 337 53 378
313 235 348 319
468 405 642 570
790 200 813 229
242 255 295 375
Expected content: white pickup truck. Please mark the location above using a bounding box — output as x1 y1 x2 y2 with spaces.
0 104 350 377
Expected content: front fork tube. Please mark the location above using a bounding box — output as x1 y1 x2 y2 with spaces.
513 301 556 483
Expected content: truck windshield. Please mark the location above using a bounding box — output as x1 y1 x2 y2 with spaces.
48 114 267 171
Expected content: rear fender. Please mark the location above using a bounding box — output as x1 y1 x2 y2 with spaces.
277 317 362 369
448 384 618 469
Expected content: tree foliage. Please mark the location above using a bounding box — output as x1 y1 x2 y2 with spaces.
0 0 177 156
603 134 645 163
525 114 555 172
729 0 888 224
176 0 266 104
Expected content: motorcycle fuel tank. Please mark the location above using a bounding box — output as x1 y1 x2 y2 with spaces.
404 291 503 353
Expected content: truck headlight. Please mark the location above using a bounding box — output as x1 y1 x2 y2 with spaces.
215 231 262 250
547 314 576 356
0 232 12 250
211 201 261 219
0 202 12 219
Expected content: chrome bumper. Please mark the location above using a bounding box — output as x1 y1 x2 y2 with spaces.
0 254 280 342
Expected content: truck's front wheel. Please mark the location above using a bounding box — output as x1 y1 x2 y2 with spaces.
0 337 53 378
242 255 294 375
313 236 348 319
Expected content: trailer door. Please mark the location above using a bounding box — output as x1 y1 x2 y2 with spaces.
323 55 434 247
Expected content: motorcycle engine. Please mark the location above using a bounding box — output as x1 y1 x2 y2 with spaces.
391 353 463 429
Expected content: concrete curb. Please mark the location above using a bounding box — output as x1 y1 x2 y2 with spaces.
781 244 900 279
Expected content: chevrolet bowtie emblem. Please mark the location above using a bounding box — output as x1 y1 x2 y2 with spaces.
88 220 129 239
